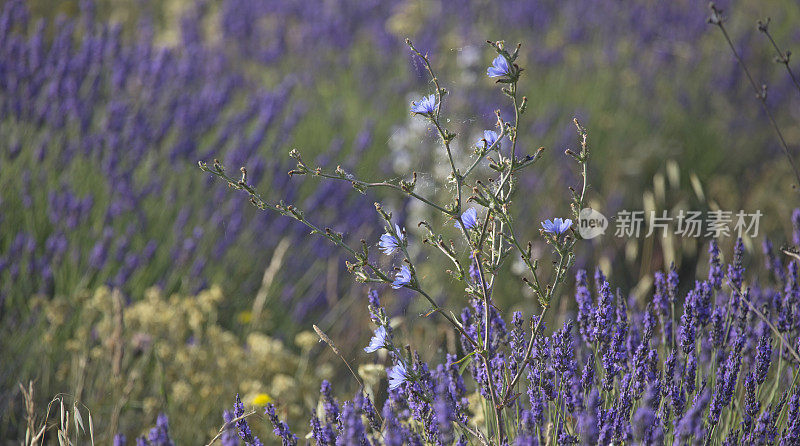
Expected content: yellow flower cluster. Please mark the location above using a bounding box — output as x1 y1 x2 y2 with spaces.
37 286 333 442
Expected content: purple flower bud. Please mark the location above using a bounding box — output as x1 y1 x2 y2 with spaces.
220 410 239 446
575 270 594 343
708 240 723 290
147 413 174 446
728 237 745 290
754 335 772 385
265 404 297 446
234 394 263 446
675 390 710 442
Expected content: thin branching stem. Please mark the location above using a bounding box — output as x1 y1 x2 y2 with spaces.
710 4 800 189
758 18 800 94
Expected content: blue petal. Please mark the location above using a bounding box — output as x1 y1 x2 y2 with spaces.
388 362 408 389
364 326 388 353
484 130 499 147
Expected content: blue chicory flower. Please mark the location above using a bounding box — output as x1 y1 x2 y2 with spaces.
455 207 478 230
484 130 499 148
541 218 572 236
364 325 390 353
379 224 404 255
388 361 409 390
411 94 437 115
487 55 512 78
392 265 412 289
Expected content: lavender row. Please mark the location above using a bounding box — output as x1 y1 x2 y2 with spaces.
0 0 377 322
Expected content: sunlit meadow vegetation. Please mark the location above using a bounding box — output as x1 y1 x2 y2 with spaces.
3 0 800 444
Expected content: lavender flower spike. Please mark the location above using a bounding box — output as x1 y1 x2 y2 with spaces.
265 404 298 446
234 394 263 446
455 207 479 230
388 361 409 390
541 218 572 236
487 55 512 77
379 224 404 255
392 265 412 289
364 325 390 353
411 94 437 115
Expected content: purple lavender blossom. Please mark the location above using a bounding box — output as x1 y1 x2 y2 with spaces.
728 237 745 290
382 402 407 446
368 289 381 309
750 402 783 444
754 335 772 385
552 321 576 374
309 413 327 445
234 394 263 446
667 263 679 303
320 380 339 427
593 281 614 346
742 372 759 433
652 271 668 317
265 404 298 446
221 410 240 446
783 391 800 445
113 434 126 446
578 388 600 445
434 382 455 444
575 269 594 343
147 413 174 446
468 255 481 283
708 240 723 290
709 306 725 349
361 393 380 430
763 238 787 284
581 353 595 391
685 353 697 396
675 390 710 443
678 303 696 355
337 400 366 445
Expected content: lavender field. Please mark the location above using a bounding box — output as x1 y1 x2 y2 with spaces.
3 0 800 444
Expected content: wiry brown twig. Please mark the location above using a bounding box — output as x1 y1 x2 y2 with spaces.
313 324 364 388
204 410 257 446
758 17 800 95
709 3 800 190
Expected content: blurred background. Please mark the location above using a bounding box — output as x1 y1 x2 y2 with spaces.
2 0 800 442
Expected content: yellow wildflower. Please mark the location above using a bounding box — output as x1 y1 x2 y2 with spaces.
238 310 253 324
252 393 272 406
